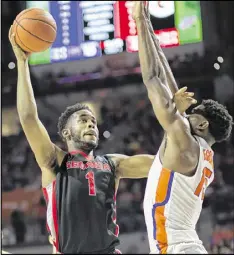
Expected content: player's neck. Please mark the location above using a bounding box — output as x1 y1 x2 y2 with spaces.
67 143 94 157
203 135 215 147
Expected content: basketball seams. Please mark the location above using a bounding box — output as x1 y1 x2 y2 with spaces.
15 25 35 52
29 14 57 30
16 7 52 22
13 7 56 53
20 18 57 32
16 8 37 21
15 19 54 44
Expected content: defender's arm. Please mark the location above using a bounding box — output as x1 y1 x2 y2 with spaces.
107 154 154 178
135 3 194 149
145 11 179 95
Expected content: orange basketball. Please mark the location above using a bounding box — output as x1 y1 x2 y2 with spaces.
12 8 57 53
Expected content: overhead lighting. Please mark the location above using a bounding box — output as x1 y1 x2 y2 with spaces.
103 131 111 139
217 56 224 63
8 62 15 69
214 63 220 70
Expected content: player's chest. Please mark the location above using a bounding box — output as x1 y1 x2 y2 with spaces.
65 160 114 192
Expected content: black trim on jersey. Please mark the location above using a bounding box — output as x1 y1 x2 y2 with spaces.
54 153 69 174
103 155 117 178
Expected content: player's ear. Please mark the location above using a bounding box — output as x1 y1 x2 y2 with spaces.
62 128 71 140
198 120 209 130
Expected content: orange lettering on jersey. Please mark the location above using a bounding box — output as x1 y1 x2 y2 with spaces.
194 175 205 197
203 149 214 167
202 178 208 200
194 167 212 200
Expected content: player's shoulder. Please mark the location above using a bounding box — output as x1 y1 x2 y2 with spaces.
54 145 67 167
104 154 129 167
194 135 212 149
99 154 121 172
168 116 199 153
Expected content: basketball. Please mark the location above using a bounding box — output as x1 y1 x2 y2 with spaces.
12 8 57 53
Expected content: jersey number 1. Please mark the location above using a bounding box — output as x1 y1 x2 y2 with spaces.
85 171 96 196
194 167 212 200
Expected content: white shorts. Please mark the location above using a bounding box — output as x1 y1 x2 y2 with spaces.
150 242 208 254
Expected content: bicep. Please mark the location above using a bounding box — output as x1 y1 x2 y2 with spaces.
20 116 56 168
108 154 154 179
146 77 193 149
146 77 177 129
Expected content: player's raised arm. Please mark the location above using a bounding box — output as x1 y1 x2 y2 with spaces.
133 2 196 149
143 1 179 96
144 3 197 114
107 154 154 178
133 2 166 86
136 2 197 114
9 26 58 169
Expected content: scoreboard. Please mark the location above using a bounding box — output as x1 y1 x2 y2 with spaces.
27 1 203 65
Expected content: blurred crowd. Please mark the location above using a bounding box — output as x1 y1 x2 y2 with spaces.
1 46 225 106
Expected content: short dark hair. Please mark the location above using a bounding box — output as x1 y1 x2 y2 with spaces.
192 99 233 142
57 103 93 138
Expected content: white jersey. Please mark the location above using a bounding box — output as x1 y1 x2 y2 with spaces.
143 136 214 254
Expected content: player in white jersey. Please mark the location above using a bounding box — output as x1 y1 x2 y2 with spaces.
144 136 215 254
133 1 233 253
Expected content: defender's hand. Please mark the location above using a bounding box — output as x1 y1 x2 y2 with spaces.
174 87 197 114
8 25 30 62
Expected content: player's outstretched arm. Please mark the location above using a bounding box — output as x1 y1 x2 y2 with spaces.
144 3 197 114
133 2 166 86
133 2 197 150
107 154 154 178
133 2 196 115
9 26 57 169
143 1 179 96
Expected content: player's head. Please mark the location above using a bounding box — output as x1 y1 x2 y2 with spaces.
188 99 233 143
58 103 99 152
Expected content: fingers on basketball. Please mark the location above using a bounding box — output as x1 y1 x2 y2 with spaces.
9 27 27 57
9 26 16 46
8 25 12 40
10 35 20 50
9 32 17 49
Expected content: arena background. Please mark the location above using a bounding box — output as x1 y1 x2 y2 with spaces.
1 1 234 254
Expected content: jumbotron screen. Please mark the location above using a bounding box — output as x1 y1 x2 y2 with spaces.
26 1 203 65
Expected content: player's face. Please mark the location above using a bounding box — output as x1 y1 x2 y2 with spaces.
70 109 99 149
187 105 209 135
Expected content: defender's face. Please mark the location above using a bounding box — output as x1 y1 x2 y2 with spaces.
70 109 99 145
187 105 209 135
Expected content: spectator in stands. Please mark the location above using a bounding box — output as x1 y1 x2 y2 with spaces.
35 196 47 238
10 209 26 244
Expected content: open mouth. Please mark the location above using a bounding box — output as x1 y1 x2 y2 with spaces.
84 131 97 137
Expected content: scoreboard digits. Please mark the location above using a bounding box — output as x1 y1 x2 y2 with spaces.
27 1 203 65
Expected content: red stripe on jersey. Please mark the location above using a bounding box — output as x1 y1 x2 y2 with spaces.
42 187 51 234
52 180 59 252
69 150 93 160
113 190 119 237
